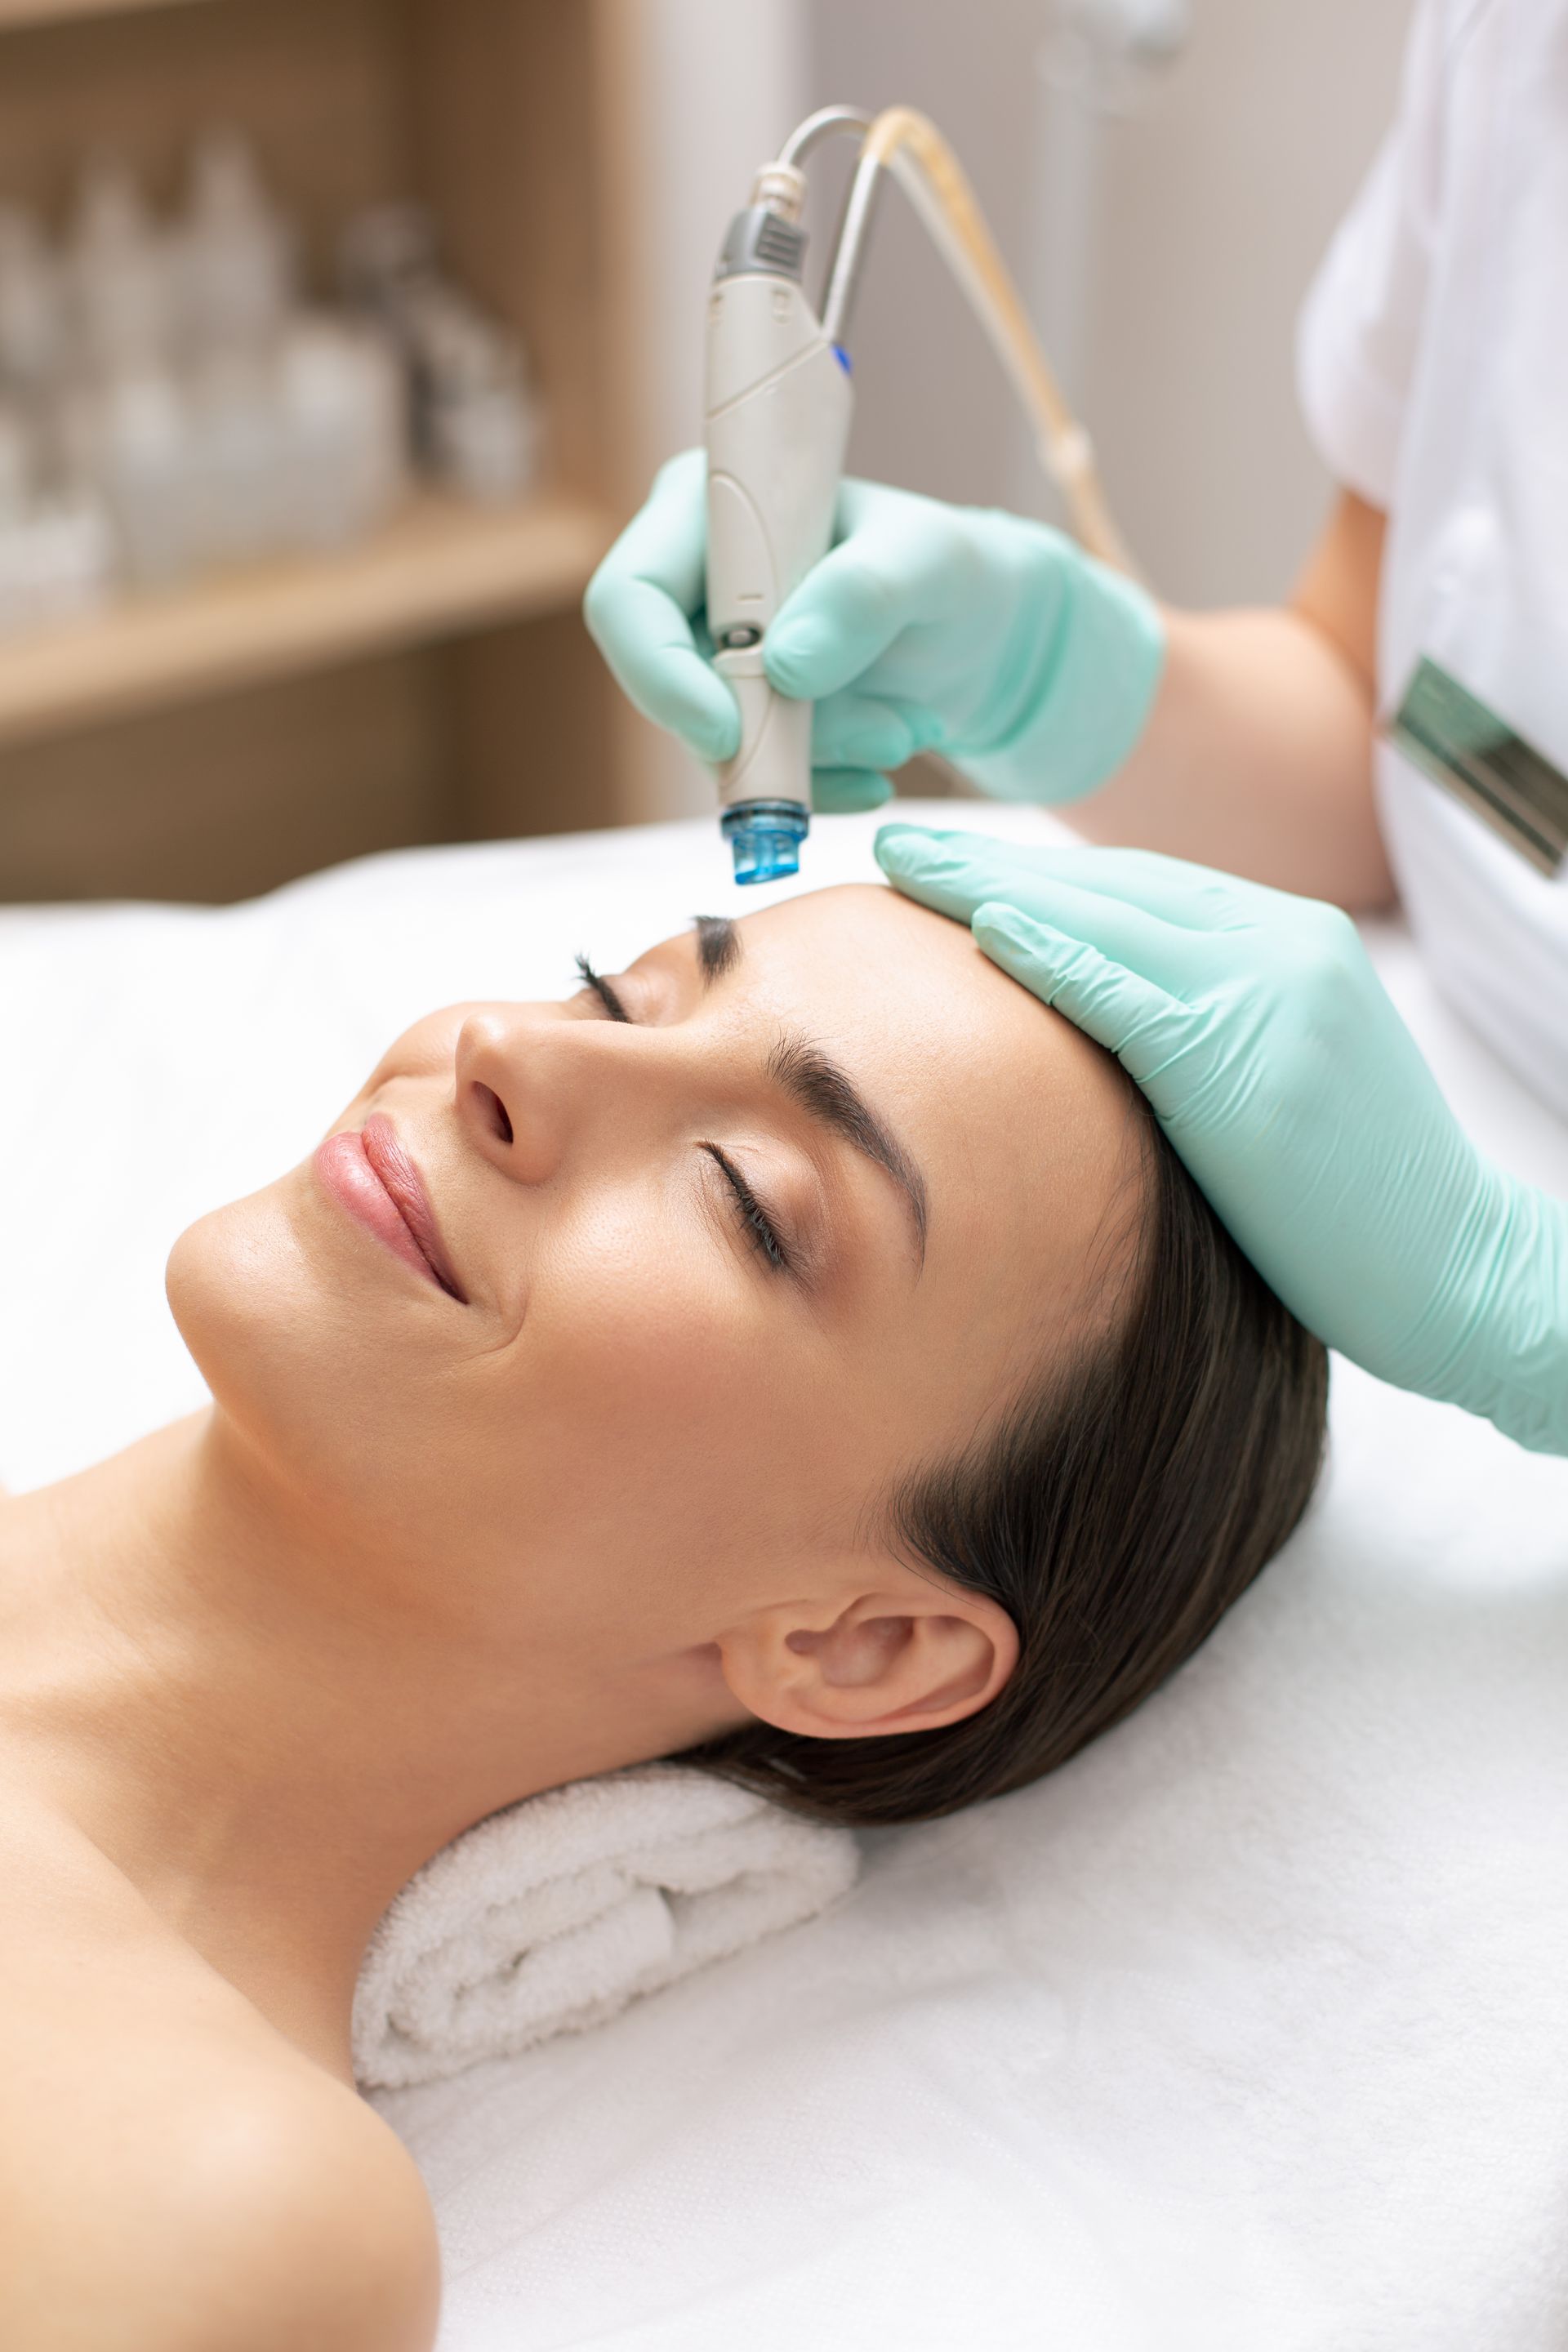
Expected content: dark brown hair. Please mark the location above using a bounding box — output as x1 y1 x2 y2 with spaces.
671 1086 1330 1829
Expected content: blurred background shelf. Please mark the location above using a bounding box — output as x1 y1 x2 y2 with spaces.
0 0 1414 908
0 0 668 902
0 491 612 746
0 1 213 28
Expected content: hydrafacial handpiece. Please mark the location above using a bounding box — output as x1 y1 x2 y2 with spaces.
705 153 856 884
706 107 1135 882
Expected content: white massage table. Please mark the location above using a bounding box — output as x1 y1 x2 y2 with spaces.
4 801 1567 2351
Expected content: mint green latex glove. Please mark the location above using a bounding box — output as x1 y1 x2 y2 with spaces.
583 449 1166 813
877 825 1568 1456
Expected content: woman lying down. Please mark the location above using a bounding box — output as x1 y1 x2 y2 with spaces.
0 880 1326 2349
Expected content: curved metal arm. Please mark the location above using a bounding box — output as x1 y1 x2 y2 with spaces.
776 105 874 169
820 149 888 346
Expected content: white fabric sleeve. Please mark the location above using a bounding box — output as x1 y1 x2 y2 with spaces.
1294 0 1450 508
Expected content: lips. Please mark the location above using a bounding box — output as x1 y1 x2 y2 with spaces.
360 1114 468 1302
313 1115 468 1303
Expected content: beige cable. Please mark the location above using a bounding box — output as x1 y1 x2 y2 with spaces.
853 106 1140 580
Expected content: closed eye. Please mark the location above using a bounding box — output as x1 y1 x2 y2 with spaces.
700 1142 793 1276
572 951 795 1281
573 951 630 1023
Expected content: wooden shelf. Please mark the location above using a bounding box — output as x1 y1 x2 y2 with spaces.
0 489 613 747
0 0 213 28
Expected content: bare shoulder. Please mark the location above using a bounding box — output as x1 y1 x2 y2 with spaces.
0 1803 440 2351
6 2041 442 2352
2 2041 441 2352
176 2074 443 2352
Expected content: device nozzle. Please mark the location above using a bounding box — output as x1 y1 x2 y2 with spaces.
721 800 809 885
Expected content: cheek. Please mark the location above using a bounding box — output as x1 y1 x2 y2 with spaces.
483 1192 839 1566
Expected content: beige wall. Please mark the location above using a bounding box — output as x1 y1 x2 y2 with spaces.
808 0 1413 605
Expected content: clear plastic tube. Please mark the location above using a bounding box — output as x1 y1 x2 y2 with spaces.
808 105 1139 577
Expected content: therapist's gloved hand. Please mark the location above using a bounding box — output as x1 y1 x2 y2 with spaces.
583 450 1166 813
877 825 1568 1457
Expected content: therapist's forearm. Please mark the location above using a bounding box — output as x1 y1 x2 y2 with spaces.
1068 603 1394 911
1065 488 1393 910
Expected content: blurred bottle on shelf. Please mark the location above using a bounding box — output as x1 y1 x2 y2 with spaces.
175 128 293 577
413 291 537 504
67 156 174 378
0 390 112 634
278 314 407 548
0 499 114 634
176 128 296 361
0 187 121 625
338 199 539 505
0 206 65 399
78 365 189 586
0 403 31 523
0 135 541 639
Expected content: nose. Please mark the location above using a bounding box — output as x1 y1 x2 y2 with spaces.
453 1002 653 1185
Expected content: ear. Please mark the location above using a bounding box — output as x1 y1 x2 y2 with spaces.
716 1574 1020 1741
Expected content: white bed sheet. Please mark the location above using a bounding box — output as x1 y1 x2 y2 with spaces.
4 802 1567 2352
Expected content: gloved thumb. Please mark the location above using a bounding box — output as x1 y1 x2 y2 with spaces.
764 535 913 700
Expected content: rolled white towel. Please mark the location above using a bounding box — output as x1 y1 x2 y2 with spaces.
351 1760 860 2090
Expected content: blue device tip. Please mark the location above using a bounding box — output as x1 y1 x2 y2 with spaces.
722 800 809 886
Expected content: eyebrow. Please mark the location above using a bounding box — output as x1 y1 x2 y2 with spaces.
689 912 929 1266
693 913 741 984
769 1031 929 1268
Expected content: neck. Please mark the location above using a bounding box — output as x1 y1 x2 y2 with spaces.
0 1410 738 2078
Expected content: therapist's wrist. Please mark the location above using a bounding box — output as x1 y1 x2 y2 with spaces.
1064 604 1395 906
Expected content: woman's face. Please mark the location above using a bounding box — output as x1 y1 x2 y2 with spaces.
169 884 1138 1719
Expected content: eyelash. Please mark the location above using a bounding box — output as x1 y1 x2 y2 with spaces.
574 951 630 1022
572 951 793 1278
700 1143 792 1275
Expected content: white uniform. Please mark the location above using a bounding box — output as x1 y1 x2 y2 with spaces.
1296 0 1568 1120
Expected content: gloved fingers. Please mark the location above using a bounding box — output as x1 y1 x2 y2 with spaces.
811 688 940 773
972 902 1185 1074
998 842 1274 933
764 490 973 701
877 828 1202 995
811 767 895 814
581 449 742 760
875 822 1048 921
877 823 1270 937
582 575 742 764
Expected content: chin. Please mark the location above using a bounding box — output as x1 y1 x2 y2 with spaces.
169 1174 312 1413
166 1169 408 1521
